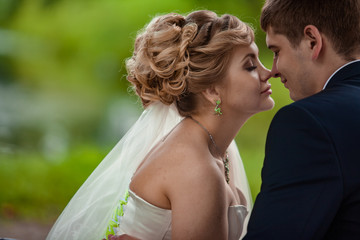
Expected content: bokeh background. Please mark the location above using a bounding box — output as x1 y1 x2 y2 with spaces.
0 0 292 238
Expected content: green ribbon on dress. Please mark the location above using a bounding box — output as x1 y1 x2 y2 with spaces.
104 190 130 239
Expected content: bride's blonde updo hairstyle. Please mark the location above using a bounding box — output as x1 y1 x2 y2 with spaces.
126 10 254 116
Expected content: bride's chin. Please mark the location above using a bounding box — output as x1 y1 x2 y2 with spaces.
259 99 275 112
268 98 275 110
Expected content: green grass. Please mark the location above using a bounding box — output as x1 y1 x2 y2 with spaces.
0 145 105 222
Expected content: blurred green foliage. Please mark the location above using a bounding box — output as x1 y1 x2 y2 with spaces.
0 0 292 223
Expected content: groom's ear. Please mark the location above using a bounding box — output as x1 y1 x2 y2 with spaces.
303 25 323 60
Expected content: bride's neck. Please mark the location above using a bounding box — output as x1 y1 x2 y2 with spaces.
189 113 249 157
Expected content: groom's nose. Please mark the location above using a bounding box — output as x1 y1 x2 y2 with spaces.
271 58 280 78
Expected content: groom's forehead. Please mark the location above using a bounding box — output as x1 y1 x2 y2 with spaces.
265 27 292 49
265 27 279 49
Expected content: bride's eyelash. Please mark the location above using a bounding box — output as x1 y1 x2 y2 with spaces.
244 58 257 71
246 66 257 71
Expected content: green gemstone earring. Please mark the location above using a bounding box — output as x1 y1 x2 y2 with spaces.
214 100 222 115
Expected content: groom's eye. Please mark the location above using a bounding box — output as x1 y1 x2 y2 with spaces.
273 51 279 58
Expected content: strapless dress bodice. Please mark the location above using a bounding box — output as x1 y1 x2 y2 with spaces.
112 189 248 240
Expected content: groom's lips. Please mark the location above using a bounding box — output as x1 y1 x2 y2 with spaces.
281 78 288 88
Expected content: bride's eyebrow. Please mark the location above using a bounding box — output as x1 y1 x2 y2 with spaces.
241 53 256 63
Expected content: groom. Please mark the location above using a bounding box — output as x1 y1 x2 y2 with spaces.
244 0 360 239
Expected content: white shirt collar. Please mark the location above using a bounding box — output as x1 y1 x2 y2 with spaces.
323 59 360 90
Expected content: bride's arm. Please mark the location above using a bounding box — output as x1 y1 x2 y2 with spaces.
111 152 228 240
166 152 228 240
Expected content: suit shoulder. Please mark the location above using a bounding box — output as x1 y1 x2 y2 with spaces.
272 89 338 123
268 101 334 149
271 102 317 126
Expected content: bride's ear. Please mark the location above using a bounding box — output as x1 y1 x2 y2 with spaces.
201 86 221 106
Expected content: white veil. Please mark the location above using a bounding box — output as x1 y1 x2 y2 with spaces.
228 140 252 239
46 101 252 240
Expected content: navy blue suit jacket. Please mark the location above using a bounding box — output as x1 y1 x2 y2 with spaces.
244 61 360 239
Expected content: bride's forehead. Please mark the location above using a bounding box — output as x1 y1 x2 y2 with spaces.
231 43 259 62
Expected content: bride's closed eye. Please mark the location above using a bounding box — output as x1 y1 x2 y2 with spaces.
244 60 257 72
246 66 258 71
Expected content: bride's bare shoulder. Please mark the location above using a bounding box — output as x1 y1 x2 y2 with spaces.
161 132 225 192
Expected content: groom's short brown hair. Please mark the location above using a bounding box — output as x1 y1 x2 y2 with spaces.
260 0 360 60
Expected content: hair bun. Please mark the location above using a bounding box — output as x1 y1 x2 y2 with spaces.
126 14 198 107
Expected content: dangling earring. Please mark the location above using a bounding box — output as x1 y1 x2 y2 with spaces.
214 100 222 115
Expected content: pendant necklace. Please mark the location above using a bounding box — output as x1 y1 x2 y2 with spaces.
189 117 230 184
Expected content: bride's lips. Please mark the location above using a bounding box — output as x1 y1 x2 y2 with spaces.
261 84 272 94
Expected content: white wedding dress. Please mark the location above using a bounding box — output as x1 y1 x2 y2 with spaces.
109 189 248 240
47 102 252 240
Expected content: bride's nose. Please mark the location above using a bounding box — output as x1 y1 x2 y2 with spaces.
259 64 271 82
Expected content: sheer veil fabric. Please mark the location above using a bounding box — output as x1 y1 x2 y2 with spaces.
46 102 252 240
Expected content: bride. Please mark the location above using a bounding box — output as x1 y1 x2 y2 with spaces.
47 10 274 240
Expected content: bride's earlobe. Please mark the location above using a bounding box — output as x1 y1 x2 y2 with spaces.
201 87 221 106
